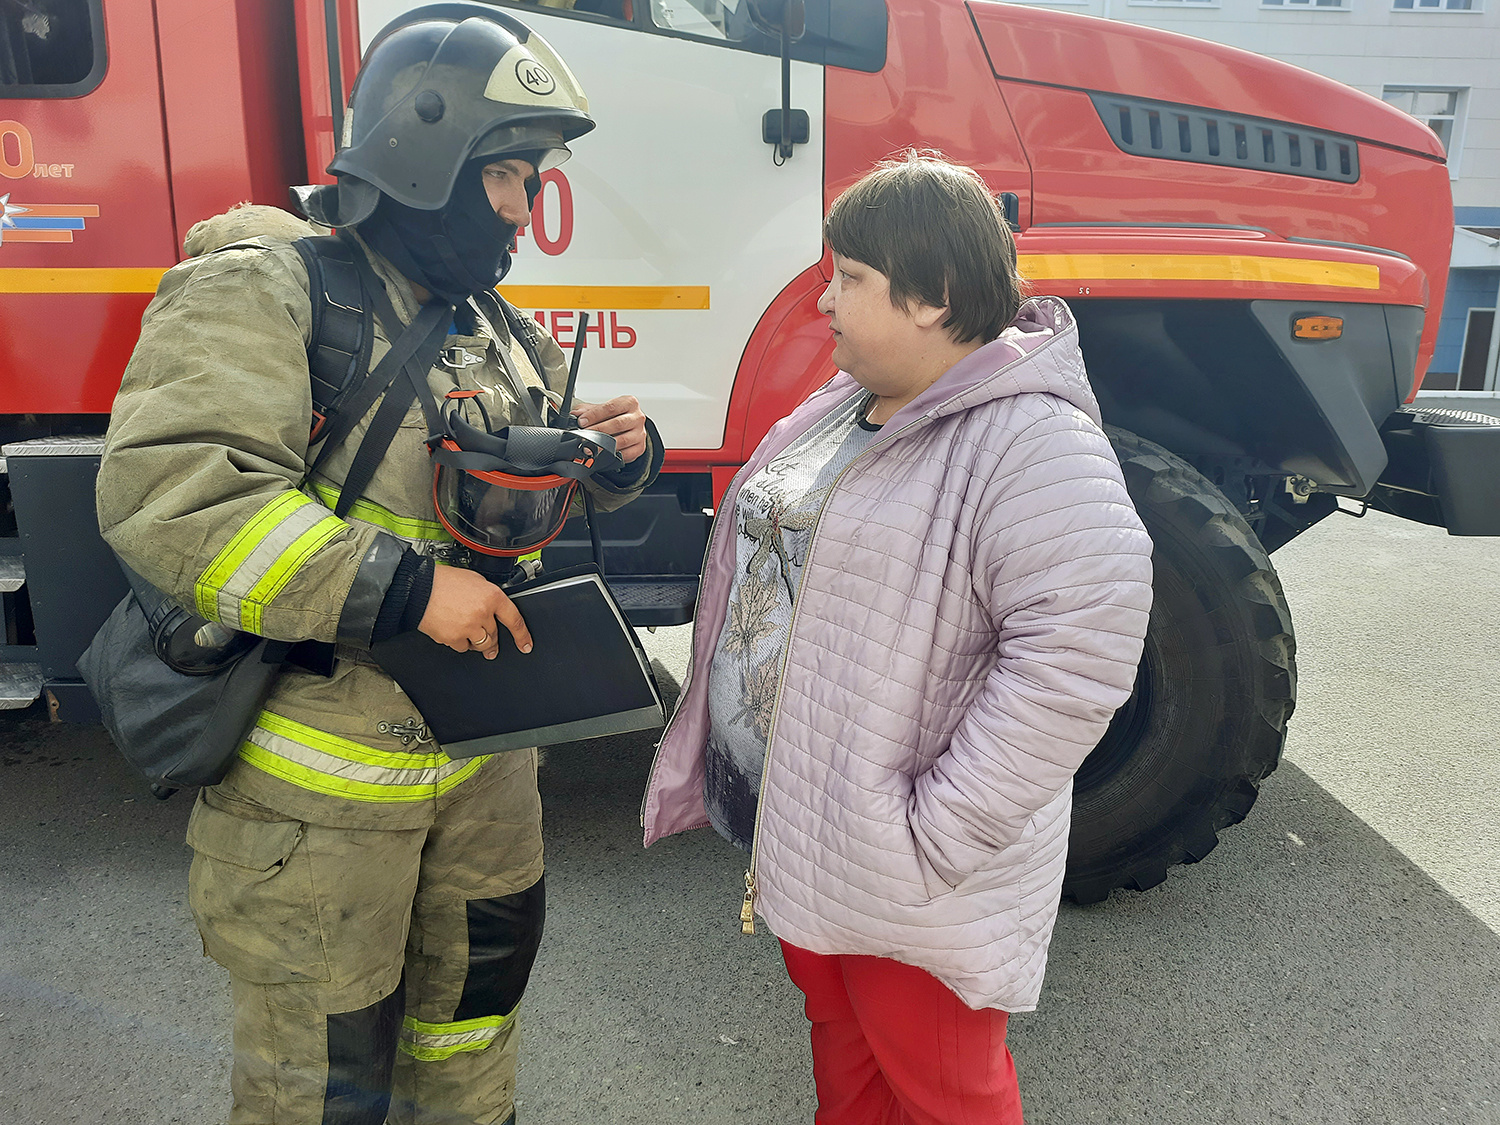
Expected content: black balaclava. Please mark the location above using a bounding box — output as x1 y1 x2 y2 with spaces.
358 156 520 307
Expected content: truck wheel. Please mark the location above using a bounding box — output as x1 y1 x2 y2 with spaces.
1062 429 1295 904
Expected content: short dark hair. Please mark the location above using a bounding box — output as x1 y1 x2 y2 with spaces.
823 151 1027 344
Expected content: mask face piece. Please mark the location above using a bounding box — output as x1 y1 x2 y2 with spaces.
429 403 624 558
358 158 519 303
433 453 579 557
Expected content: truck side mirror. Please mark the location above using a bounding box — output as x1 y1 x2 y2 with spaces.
746 0 806 39
751 0 808 163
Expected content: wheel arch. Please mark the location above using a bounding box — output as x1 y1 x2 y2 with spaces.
1072 297 1409 501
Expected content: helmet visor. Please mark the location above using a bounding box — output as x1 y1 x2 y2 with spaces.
470 122 572 170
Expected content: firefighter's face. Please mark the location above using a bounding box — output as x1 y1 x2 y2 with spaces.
818 253 946 395
482 158 537 225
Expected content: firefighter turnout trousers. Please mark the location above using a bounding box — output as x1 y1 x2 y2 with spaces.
185 749 545 1125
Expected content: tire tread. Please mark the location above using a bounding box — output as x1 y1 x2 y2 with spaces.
1063 429 1296 904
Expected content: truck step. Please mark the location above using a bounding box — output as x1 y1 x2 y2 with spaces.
608 577 700 628
0 662 43 709
1407 406 1500 428
0 556 24 593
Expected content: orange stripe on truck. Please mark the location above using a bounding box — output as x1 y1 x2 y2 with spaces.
19 205 101 218
0 271 714 306
0 260 1379 296
1019 253 1381 290
2 231 74 244
497 285 711 309
0 267 165 292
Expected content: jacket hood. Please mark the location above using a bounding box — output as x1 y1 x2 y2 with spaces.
881 296 1099 434
721 298 1099 527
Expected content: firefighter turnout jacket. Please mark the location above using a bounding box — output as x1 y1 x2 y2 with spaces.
97 207 652 831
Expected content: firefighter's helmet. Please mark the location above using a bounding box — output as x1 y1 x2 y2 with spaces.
298 3 593 227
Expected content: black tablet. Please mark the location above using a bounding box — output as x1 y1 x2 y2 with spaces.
370 569 664 757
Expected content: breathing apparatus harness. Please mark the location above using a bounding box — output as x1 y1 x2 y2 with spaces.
299 230 626 583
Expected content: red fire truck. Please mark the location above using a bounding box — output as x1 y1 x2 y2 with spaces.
1 0 1495 901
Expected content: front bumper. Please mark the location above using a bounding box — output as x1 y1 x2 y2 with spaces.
1369 407 1500 535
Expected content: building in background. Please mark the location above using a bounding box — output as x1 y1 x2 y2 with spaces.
1002 0 1500 410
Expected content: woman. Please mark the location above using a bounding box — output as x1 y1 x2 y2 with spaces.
643 152 1153 1123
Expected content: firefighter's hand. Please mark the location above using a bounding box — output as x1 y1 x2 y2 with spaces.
572 396 648 463
418 566 532 659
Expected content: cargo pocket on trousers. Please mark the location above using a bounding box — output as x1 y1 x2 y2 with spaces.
185 792 332 984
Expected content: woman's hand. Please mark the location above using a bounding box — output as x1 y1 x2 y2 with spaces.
418 565 532 660
571 395 648 463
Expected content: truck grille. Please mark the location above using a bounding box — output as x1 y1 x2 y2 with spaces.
1090 94 1360 183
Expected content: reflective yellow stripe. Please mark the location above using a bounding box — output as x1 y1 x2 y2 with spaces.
196 492 341 625
1017 253 1381 290
308 483 450 543
197 492 304 618
239 515 345 635
240 711 488 803
399 1010 516 1062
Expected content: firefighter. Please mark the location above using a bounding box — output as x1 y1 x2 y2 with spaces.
95 6 658 1123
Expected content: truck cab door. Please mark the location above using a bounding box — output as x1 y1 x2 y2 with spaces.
0 0 179 414
357 0 882 455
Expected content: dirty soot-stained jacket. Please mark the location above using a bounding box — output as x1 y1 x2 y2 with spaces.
98 209 652 830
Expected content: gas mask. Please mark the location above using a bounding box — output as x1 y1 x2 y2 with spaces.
430 391 623 557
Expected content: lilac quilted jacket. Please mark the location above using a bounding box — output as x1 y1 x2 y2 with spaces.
642 297 1153 1011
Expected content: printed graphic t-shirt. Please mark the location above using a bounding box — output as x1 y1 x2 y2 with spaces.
704 389 883 850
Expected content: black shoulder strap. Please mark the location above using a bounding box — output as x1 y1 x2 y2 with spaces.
337 232 449 432
293 236 375 444
287 232 451 521
328 235 453 520
333 303 449 521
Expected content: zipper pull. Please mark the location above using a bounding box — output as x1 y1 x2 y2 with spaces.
739 870 757 935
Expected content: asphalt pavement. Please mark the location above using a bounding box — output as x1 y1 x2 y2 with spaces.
0 507 1496 1124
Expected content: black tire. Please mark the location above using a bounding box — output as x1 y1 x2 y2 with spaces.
1062 429 1296 904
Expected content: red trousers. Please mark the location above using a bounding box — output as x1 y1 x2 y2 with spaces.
781 942 1024 1125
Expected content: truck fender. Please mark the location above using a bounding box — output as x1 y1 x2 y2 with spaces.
725 259 838 468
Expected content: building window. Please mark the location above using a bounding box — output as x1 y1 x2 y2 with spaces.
1127 0 1221 7
1264 0 1350 8
1392 0 1480 10
1453 308 1498 391
1382 85 1468 177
